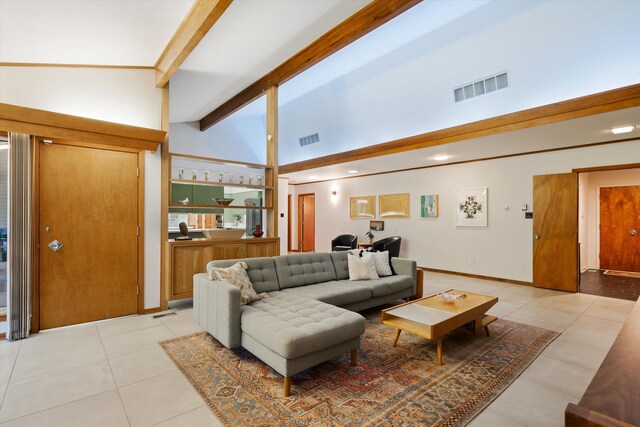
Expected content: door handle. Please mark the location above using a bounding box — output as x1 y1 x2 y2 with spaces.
534 234 540 240
631 230 638 236
48 240 63 252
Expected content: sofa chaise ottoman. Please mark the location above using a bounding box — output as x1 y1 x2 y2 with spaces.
193 252 417 396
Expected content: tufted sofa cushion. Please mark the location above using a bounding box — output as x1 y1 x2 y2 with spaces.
280 281 371 306
274 253 337 289
207 257 279 293
241 292 365 359
330 251 350 280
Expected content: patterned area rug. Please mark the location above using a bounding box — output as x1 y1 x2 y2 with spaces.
160 311 557 426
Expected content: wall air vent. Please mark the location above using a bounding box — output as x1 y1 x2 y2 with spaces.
454 71 509 102
299 133 319 147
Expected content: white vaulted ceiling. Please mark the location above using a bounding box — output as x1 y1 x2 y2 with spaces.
0 0 193 65
169 0 371 122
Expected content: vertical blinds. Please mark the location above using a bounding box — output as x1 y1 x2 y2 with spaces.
7 132 32 340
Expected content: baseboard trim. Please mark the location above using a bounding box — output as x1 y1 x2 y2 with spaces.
143 307 163 315
419 267 533 287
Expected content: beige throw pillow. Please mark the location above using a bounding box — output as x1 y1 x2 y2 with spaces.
363 250 393 277
211 262 260 305
348 253 379 281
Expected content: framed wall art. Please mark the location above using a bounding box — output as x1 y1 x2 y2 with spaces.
420 194 439 218
456 188 487 227
350 195 375 218
370 220 384 231
379 193 410 218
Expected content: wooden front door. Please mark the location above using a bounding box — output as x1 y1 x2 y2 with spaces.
600 185 640 272
297 194 315 252
39 143 139 329
533 173 578 292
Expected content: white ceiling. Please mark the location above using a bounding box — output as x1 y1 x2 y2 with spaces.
0 0 193 65
169 0 371 123
283 107 640 184
169 0 496 122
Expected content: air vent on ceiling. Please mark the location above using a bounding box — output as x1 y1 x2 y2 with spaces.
454 71 509 102
299 133 319 147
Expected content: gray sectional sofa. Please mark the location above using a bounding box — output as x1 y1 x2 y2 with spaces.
193 251 417 396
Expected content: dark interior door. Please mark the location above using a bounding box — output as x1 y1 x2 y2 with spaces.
600 185 640 272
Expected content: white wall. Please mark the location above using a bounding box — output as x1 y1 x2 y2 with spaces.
278 177 289 254
278 0 640 164
0 66 163 309
291 140 640 283
580 169 640 270
169 117 266 164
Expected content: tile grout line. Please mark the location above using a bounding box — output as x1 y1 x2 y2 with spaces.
105 320 180 426
97 323 133 427
148 405 208 427
0 390 120 425
0 324 114 424
0 340 23 411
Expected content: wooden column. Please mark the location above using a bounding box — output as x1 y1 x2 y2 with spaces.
160 84 170 310
266 86 278 241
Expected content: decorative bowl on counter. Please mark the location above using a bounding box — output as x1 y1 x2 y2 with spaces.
212 198 234 206
202 229 246 239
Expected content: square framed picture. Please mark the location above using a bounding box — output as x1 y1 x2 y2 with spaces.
350 196 375 218
379 193 410 218
370 220 384 231
456 188 487 227
421 194 439 218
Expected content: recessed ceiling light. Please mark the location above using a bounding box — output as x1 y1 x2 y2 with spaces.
431 155 449 161
610 125 636 134
347 170 359 174
309 175 319 180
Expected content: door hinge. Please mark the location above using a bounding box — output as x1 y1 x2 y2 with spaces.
136 168 140 177
43 139 53 145
136 226 140 236
136 285 139 296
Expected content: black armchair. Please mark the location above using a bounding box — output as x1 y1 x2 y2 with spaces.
331 234 357 252
371 236 402 258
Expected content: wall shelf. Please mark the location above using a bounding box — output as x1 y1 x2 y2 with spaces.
169 152 272 170
169 204 270 209
170 179 271 190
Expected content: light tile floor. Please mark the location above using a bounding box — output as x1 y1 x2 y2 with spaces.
0 273 633 427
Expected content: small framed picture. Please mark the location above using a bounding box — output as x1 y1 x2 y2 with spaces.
370 220 384 231
456 187 488 227
421 194 439 218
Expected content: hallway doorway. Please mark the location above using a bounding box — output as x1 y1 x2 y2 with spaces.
578 166 640 300
297 193 315 252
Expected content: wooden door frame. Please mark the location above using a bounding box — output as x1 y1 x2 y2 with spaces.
297 193 315 252
573 163 640 273
596 183 640 270
31 139 145 333
287 194 292 251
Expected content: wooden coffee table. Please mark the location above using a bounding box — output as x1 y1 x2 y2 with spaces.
381 289 498 365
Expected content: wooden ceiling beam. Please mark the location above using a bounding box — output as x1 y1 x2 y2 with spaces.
199 0 422 131
278 83 640 174
154 0 233 88
0 103 165 152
